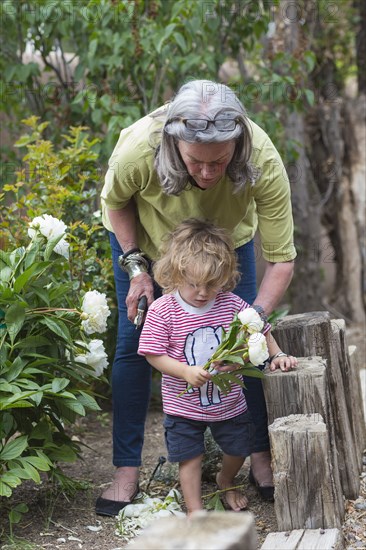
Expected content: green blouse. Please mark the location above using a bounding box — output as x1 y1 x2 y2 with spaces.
101 109 296 263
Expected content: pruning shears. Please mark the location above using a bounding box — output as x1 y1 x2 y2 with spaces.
134 295 147 329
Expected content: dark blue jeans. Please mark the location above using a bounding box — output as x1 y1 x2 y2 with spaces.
109 232 269 467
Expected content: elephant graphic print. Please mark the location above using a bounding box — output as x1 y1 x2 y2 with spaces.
183 326 223 407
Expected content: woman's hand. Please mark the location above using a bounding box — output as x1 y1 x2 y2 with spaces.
184 366 212 387
268 354 297 372
125 273 155 323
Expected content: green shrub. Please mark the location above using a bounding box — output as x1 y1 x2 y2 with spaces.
0 214 111 499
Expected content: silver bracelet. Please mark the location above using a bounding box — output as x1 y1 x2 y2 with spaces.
118 251 150 281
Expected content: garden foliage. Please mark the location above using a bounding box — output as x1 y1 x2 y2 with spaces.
0 118 113 501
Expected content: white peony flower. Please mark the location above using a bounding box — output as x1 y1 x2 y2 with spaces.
116 489 184 540
81 290 111 334
28 214 69 258
74 339 108 376
54 237 69 259
238 307 264 333
247 333 269 366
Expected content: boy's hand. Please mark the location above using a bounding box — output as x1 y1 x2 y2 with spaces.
211 360 241 373
184 366 211 387
269 354 297 372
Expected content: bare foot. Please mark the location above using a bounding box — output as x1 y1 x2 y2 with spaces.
101 466 139 502
216 472 248 512
250 450 273 487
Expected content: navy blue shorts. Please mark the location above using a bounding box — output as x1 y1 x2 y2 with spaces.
163 411 255 463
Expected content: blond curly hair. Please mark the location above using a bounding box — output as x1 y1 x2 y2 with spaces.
153 219 240 293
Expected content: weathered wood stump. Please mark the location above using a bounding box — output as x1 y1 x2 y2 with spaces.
127 510 258 549
261 528 345 550
268 414 343 530
272 312 362 499
263 357 344 519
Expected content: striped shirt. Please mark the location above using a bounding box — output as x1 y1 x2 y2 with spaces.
138 291 269 422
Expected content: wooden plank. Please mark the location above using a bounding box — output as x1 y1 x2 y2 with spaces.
272 312 360 498
269 414 342 530
261 530 304 549
261 529 344 550
298 528 344 549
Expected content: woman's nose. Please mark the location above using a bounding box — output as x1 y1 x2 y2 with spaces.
201 164 215 177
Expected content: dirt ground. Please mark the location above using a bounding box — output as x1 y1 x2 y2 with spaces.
1 323 365 550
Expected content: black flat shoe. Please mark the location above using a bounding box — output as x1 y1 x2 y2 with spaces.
248 468 274 501
95 485 140 517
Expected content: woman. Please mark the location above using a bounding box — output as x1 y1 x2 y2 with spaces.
95 79 296 516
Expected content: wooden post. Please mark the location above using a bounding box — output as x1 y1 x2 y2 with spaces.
331 319 366 469
269 414 343 530
349 345 366 422
263 357 344 520
272 312 360 498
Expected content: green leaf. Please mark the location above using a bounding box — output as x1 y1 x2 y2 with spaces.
173 32 187 52
0 266 12 284
238 365 265 379
13 335 51 349
44 234 66 261
5 303 26 344
0 481 12 497
16 460 41 483
0 435 28 460
89 38 98 57
156 23 176 53
0 472 22 488
219 354 245 365
24 241 41 269
9 502 29 524
51 377 70 393
205 492 225 511
47 444 78 462
4 466 33 480
28 391 43 405
24 456 51 472
14 262 50 293
1 400 34 410
40 316 71 343
77 390 101 411
304 89 315 106
5 355 26 382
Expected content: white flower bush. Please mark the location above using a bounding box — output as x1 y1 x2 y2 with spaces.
74 339 108 376
247 332 269 366
81 290 111 334
237 308 264 333
116 489 184 541
28 214 69 258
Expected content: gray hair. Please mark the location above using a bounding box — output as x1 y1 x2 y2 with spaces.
153 80 258 196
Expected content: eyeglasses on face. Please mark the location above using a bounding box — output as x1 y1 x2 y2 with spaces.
169 118 239 131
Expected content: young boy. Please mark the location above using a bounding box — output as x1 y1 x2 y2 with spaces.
138 219 297 514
